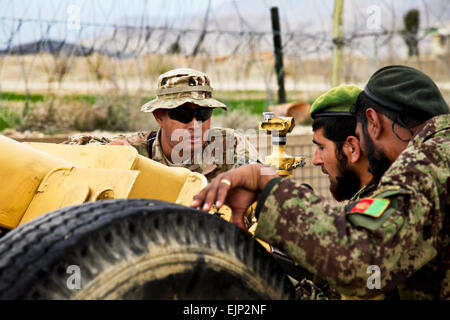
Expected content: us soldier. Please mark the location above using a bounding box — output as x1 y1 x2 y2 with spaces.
66 68 261 181
192 65 449 299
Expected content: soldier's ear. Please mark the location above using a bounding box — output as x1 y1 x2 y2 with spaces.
365 108 382 140
153 110 165 127
343 136 361 164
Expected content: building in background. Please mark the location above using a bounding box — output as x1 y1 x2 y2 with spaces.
429 23 450 57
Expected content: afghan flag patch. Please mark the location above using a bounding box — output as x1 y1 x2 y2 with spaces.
346 198 390 218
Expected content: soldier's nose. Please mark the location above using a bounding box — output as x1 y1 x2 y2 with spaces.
191 118 202 127
312 150 322 166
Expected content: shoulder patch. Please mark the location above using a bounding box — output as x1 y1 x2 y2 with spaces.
345 198 390 219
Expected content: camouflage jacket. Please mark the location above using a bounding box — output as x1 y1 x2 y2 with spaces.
65 127 262 181
254 114 450 299
349 183 377 202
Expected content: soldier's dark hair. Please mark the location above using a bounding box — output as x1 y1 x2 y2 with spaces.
312 116 356 155
353 91 432 141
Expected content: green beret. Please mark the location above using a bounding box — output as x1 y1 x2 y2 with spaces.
310 85 363 119
363 65 449 117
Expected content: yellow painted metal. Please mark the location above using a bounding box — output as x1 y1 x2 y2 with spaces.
26 142 207 206
259 116 296 134
24 143 138 170
25 142 207 206
128 154 207 205
174 172 208 206
0 136 208 229
264 144 305 177
259 115 305 177
209 203 272 253
19 166 139 226
0 135 71 229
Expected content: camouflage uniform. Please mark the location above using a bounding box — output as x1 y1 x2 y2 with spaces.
292 84 373 300
66 127 261 182
254 114 450 299
349 183 377 202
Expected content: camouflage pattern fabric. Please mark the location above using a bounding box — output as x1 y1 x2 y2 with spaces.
255 114 450 299
140 68 227 113
290 184 376 300
349 183 377 202
65 127 262 182
294 278 341 300
65 135 111 146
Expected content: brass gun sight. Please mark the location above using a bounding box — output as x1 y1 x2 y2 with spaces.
259 112 305 177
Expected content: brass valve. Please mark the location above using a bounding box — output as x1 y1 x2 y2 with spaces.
209 112 307 254
259 112 306 177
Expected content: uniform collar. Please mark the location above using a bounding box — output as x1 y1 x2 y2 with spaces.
411 114 450 146
350 183 377 202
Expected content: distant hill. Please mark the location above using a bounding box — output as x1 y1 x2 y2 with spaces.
0 39 94 56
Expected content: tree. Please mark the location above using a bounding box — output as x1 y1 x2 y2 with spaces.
402 9 420 57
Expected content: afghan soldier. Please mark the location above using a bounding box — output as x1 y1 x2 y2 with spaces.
295 84 374 299
192 65 450 299
65 68 261 181
310 84 373 202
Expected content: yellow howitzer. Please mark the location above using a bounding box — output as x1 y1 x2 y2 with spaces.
0 135 206 230
0 116 304 300
0 112 305 231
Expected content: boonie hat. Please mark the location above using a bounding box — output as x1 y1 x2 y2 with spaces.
141 68 227 113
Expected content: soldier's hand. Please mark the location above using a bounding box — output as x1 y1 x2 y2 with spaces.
108 139 131 146
191 164 278 228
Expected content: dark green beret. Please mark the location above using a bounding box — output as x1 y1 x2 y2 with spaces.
363 65 449 117
310 85 362 119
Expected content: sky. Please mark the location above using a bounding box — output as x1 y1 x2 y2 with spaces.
0 0 448 46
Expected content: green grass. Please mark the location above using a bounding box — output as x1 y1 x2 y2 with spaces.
61 94 98 105
0 91 275 115
0 91 45 103
0 106 21 130
0 90 310 117
0 89 315 132
213 98 268 115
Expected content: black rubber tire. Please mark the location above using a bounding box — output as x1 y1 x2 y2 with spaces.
0 199 296 300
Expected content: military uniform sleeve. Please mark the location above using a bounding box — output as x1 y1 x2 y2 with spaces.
63 132 152 158
121 131 152 158
63 134 112 145
254 159 445 298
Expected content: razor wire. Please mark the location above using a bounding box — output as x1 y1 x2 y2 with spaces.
0 0 448 103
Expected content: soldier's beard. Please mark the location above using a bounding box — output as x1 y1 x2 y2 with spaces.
364 131 392 186
329 154 362 202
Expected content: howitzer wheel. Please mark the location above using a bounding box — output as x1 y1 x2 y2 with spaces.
0 199 296 300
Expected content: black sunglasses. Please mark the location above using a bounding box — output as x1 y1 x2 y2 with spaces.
168 106 213 124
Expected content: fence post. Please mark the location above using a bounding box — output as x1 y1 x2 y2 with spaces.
270 7 286 104
331 0 344 87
